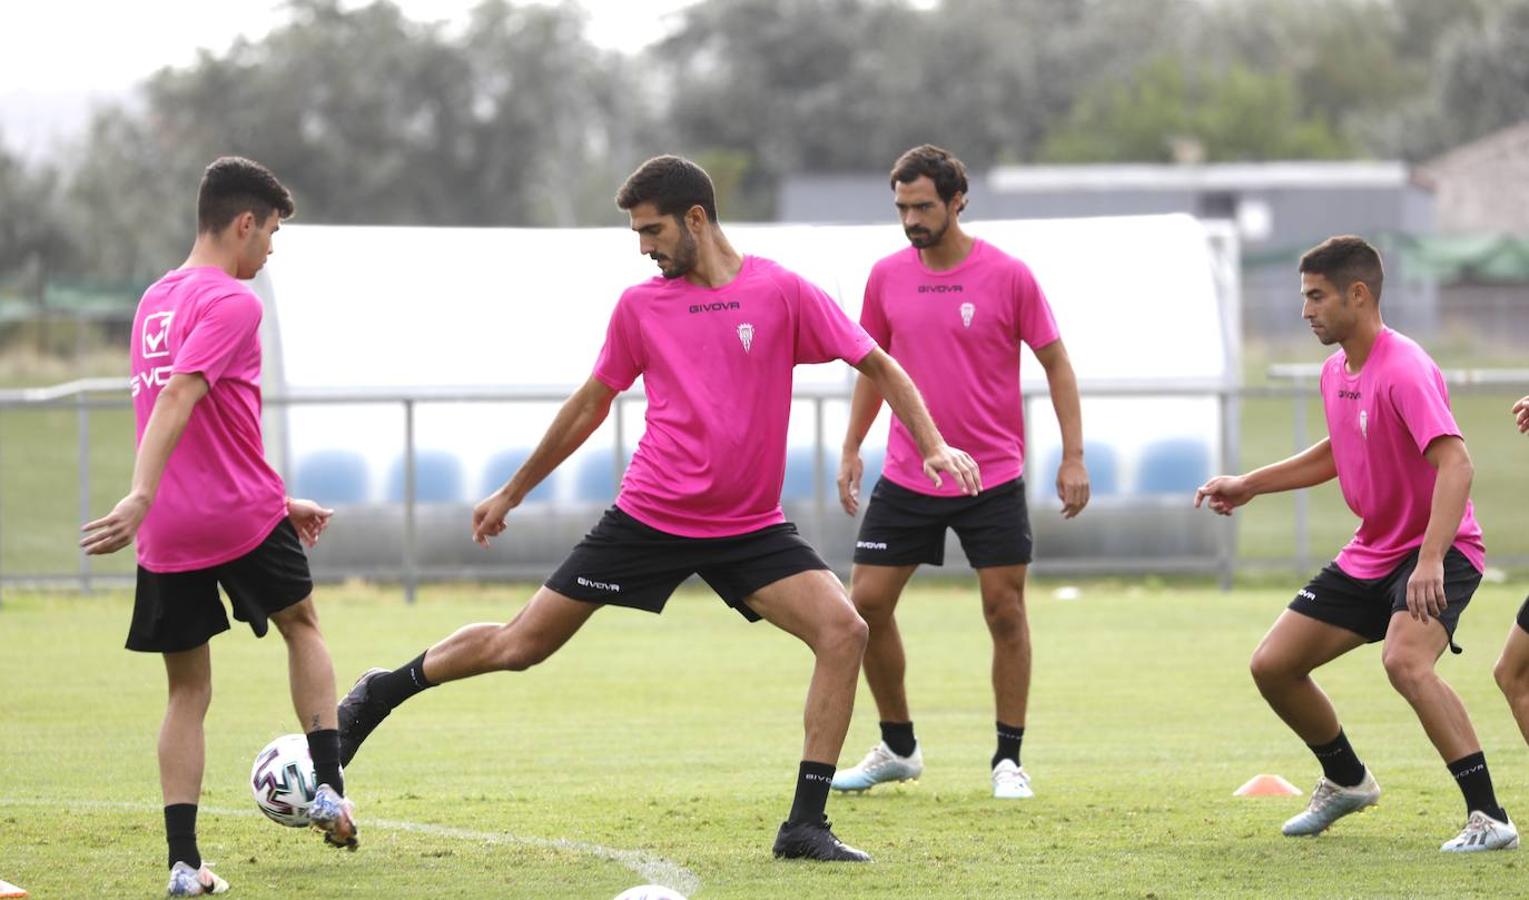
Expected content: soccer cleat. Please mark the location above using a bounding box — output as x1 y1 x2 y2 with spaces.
309 783 359 850
166 861 229 896
772 816 872 862
1281 769 1381 836
991 759 1034 799
831 741 923 792
1440 810 1519 852
337 667 392 767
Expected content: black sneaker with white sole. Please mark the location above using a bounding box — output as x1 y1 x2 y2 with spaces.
772 816 872 862
337 667 392 767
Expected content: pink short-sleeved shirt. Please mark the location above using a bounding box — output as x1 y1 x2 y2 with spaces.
1322 327 1485 578
130 267 288 572
594 256 877 537
860 239 1060 496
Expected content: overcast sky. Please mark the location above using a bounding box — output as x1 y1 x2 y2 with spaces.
1 0 702 160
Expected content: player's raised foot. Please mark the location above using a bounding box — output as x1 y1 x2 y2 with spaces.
166 861 229 896
831 741 923 793
772 816 872 862
309 783 359 850
991 759 1034 799
1441 810 1519 852
338 667 391 766
1282 769 1380 836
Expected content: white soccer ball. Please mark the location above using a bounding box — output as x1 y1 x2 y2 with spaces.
250 733 318 827
612 886 687 900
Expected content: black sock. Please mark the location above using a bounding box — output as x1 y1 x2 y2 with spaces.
992 721 1024 770
880 721 917 758
307 728 344 796
787 761 836 826
165 803 200 870
1448 751 1508 822
1308 728 1366 787
372 651 436 710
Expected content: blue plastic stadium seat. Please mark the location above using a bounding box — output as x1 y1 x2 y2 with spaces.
480 448 553 503
577 452 622 503
1038 441 1119 497
781 447 818 501
292 450 370 505
1136 438 1211 495
386 451 466 503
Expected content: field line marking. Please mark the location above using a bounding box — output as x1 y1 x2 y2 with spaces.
0 797 701 895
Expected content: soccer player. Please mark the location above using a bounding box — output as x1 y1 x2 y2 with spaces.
80 157 358 896
335 155 980 862
832 145 1088 800
1195 236 1515 851
1490 397 1529 758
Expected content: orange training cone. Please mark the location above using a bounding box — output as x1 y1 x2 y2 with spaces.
0 879 27 898
1234 774 1303 797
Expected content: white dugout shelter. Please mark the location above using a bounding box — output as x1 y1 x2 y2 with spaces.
250 214 1239 580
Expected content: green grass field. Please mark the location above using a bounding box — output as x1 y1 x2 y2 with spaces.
5 579 1529 897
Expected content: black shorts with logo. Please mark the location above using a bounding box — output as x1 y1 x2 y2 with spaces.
545 506 832 622
852 476 1033 569
1288 547 1481 648
128 518 314 653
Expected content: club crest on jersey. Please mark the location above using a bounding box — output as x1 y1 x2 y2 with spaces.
1359 409 1368 438
960 302 975 328
738 322 755 352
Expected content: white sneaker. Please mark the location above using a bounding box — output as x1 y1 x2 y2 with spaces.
832 741 923 792
1441 810 1519 852
991 759 1034 799
166 861 229 896
1282 769 1380 836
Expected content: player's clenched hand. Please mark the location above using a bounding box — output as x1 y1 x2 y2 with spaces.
922 443 981 496
80 492 151 555
1513 396 1529 434
1056 457 1090 519
1193 475 1253 516
1405 555 1447 622
471 490 516 547
286 498 334 548
837 451 864 516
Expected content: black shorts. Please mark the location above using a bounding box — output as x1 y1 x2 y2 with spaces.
128 519 314 653
1516 596 1529 634
852 476 1032 568
1288 547 1481 649
545 506 831 622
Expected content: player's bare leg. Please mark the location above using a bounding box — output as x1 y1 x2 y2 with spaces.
1249 610 1366 742
1493 625 1529 746
160 646 228 893
979 564 1032 797
338 587 597 766
160 646 212 809
1385 612 1516 851
1382 613 1480 761
850 563 919 721
748 569 873 861
834 563 924 793
271 597 355 848
1249 610 1378 836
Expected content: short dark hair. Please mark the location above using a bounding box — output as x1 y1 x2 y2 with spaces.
1299 235 1384 303
615 155 719 223
890 144 969 212
197 156 295 234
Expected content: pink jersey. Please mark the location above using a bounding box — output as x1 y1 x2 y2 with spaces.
130 267 288 572
1322 327 1484 578
860 239 1060 496
594 256 877 537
